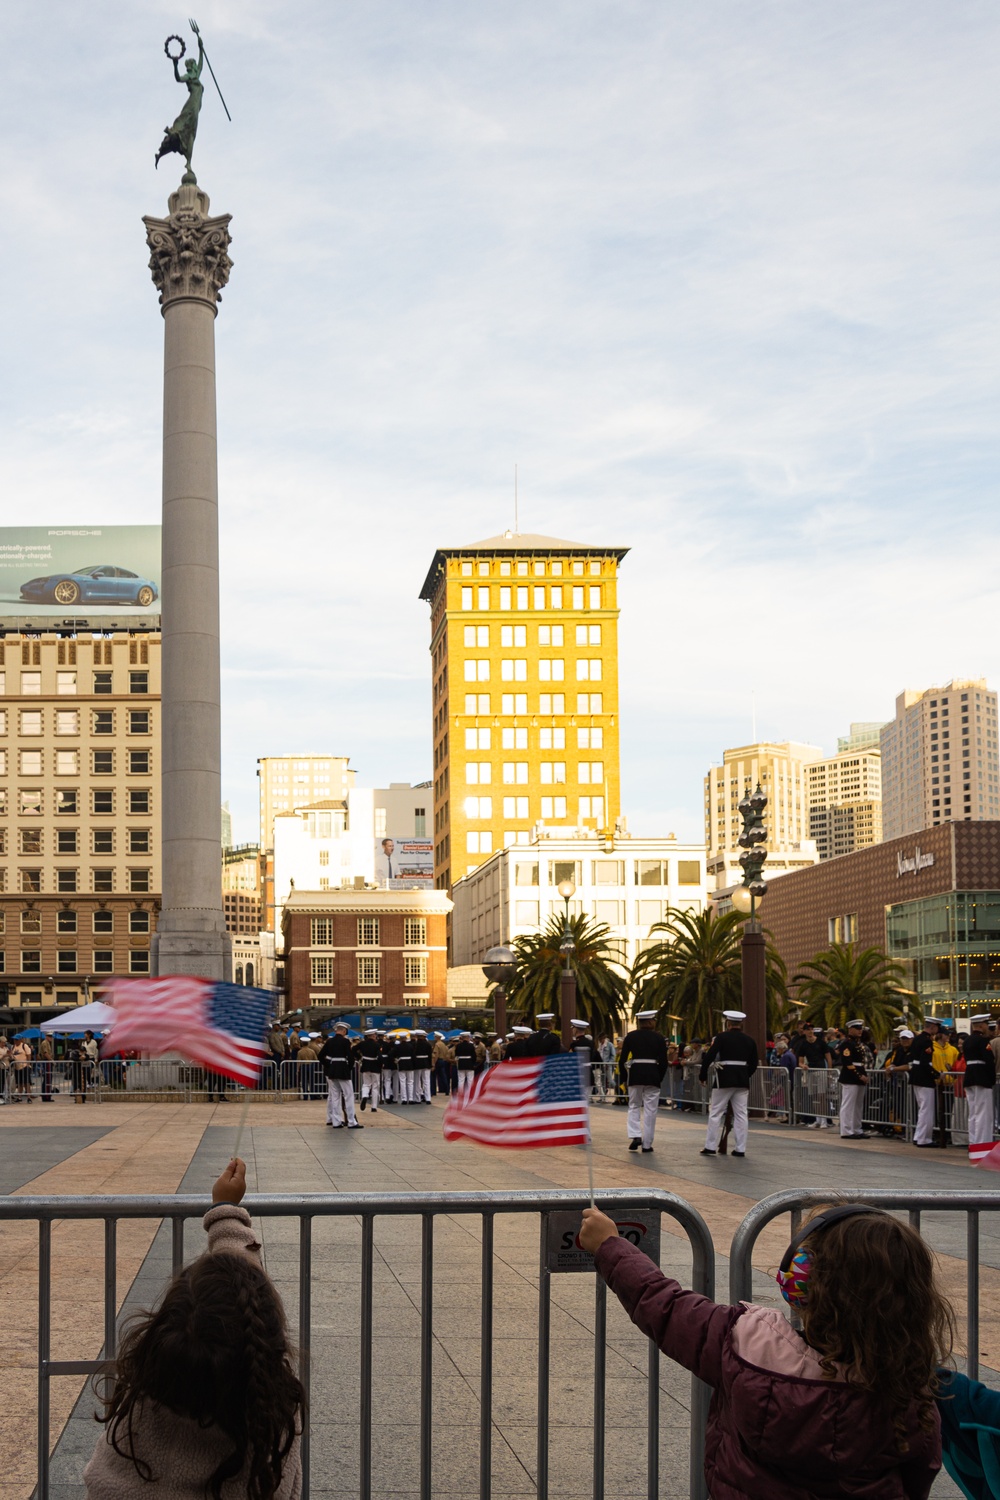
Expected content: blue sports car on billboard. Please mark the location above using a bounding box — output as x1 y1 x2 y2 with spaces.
19 564 159 608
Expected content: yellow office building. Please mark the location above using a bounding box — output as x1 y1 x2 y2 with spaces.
419 532 628 889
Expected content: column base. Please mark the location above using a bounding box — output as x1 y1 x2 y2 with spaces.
153 913 232 982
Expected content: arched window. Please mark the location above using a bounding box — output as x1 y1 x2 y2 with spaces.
235 963 244 984
245 962 254 987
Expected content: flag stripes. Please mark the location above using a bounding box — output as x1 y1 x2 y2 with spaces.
443 1054 590 1149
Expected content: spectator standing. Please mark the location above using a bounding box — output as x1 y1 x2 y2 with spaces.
792 1023 831 1128
884 1029 914 1137
0 1036 12 1105
12 1039 34 1102
432 1033 452 1095
68 1038 88 1103
319 1021 363 1129
38 1033 54 1102
598 1034 616 1099
619 1011 668 1153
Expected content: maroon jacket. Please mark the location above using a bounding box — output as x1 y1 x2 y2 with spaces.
595 1238 940 1500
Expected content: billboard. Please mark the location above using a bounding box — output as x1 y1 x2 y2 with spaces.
375 835 434 889
0 527 161 622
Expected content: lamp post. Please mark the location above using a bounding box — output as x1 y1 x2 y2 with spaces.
557 876 577 1050
731 782 768 1062
482 945 516 1040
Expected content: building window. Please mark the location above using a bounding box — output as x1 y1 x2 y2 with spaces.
130 671 148 694
637 860 667 886
56 869 78 893
466 831 493 854
129 950 151 974
678 861 701 886
539 727 565 749
358 917 380 946
414 807 426 836
501 694 528 714
502 727 528 750
595 900 624 926
538 694 565 714
19 750 43 776
128 869 151 893
576 659 602 681
540 797 567 819
20 869 42 893
93 951 115 973
55 750 79 776
404 917 427 946
129 710 151 734
311 956 335 985
500 625 526 648
464 796 492 818
499 586 511 609
540 762 566 784
128 789 150 815
21 950 42 973
92 710 115 735
93 829 115 854
92 789 114 814
461 587 473 610
21 672 41 695
502 796 529 818
538 659 564 681
129 911 150 934
577 694 602 714
465 762 492 785
578 727 603 748
19 828 42 855
128 829 150 854
578 761 604 784
56 672 77 695
516 587 528 609
464 625 490 647
19 710 43 735
502 762 529 784
311 917 333 945
93 910 114 933
57 950 77 973
56 789 78 815
464 660 490 682
578 796 604 823
575 624 602 645
92 750 114 775
404 955 427 986
58 910 78 933
128 751 151 774
477 586 490 609
594 860 624 885
21 910 41 934
93 672 113 694
357 955 381 986
464 694 490 714
93 869 115 893
464 727 491 750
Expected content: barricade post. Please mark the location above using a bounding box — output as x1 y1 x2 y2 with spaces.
2 1186 715 1500
729 1187 999 1379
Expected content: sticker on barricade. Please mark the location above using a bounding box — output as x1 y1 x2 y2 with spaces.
545 1209 661 1272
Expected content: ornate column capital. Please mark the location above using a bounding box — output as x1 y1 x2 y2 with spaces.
143 179 232 314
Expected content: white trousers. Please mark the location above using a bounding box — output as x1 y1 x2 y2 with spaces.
383 1072 396 1101
413 1068 432 1101
839 1083 865 1137
360 1071 381 1110
912 1084 936 1145
397 1071 414 1102
456 1068 475 1099
326 1079 358 1126
627 1085 660 1148
967 1084 994 1145
704 1087 749 1153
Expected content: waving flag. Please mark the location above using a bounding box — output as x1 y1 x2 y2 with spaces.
104 976 273 1087
971 1140 1000 1167
443 1054 590 1149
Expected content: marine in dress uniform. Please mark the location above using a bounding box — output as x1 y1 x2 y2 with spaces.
909 1018 940 1147
619 1011 668 1152
504 1025 534 1061
380 1034 397 1102
964 1014 997 1147
411 1029 434 1103
836 1020 871 1139
569 1019 602 1099
319 1021 363 1129
453 1031 477 1097
700 1011 758 1158
395 1033 415 1104
526 1014 564 1057
358 1028 384 1114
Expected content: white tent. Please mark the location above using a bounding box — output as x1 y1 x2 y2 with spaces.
40 1000 117 1033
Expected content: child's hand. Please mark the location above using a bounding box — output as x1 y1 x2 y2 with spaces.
212 1158 247 1204
579 1207 619 1254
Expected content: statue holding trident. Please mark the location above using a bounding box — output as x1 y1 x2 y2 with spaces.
155 19 231 179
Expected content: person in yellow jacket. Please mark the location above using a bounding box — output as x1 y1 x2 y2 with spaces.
931 1031 959 1075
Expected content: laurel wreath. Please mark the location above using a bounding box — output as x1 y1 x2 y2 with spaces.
164 34 186 61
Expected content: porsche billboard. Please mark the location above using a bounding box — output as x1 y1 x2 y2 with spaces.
0 526 161 623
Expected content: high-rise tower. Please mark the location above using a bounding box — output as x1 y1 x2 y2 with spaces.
419 532 628 889
880 680 1000 838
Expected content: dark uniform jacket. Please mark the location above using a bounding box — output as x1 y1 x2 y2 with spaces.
504 1036 531 1061
619 1028 668 1088
571 1035 599 1064
411 1036 433 1069
526 1027 563 1057
395 1038 414 1072
908 1033 936 1088
964 1033 997 1088
358 1036 384 1073
319 1034 354 1082
837 1036 868 1086
453 1038 477 1070
700 1030 758 1091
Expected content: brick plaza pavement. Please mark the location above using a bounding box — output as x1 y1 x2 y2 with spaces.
2 1092 995 1499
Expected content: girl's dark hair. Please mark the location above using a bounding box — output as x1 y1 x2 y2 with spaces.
98 1252 305 1500
799 1208 954 1449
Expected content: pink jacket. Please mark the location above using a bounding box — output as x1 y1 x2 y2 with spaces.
84 1205 301 1500
595 1238 940 1500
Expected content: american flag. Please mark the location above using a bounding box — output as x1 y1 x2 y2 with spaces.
970 1140 1000 1167
443 1054 590 1149
104 976 274 1087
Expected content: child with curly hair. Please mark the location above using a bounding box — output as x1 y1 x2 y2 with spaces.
580 1201 954 1499
85 1158 304 1500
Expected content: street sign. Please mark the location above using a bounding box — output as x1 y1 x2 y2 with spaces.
545 1210 661 1273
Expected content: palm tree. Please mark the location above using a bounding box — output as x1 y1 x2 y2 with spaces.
630 906 788 1039
500 913 631 1031
791 943 914 1043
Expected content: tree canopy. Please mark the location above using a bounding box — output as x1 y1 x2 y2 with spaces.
791 943 914 1042
499 912 630 1030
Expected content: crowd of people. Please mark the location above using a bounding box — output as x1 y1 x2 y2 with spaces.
0 1030 101 1104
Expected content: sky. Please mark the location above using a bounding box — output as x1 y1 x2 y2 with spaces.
2 1 998 846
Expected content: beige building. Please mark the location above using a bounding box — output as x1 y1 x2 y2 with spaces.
419 532 629 890
704 741 822 889
451 831 708 969
806 746 883 861
0 630 161 1017
880 680 1000 839
257 755 355 850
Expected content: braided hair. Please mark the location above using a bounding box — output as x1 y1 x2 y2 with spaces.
98 1252 305 1500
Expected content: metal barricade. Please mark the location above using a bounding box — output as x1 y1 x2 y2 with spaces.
729 1187 999 1379
860 1069 913 1140
748 1065 792 1122
1 1187 714 1500
280 1058 326 1099
938 1071 969 1145
792 1068 839 1127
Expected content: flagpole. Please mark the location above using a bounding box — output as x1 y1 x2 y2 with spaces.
231 1085 251 1162
585 1136 595 1208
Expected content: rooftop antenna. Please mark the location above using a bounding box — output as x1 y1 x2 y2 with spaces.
514 464 519 535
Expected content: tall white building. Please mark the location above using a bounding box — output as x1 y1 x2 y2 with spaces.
704 741 822 890
880 680 1000 839
806 745 883 861
257 755 355 850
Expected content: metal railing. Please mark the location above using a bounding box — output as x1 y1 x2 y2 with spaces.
0 1187 715 1500
728 1187 1000 1379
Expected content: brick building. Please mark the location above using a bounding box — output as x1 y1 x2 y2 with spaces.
281 888 451 1016
224 891 262 936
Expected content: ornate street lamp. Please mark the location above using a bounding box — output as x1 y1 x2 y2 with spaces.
732 783 768 1058
557 876 577 1049
482 944 516 1040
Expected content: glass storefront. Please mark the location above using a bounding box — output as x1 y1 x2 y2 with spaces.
886 891 1000 1018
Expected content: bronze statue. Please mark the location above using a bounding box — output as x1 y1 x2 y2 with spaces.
155 21 229 179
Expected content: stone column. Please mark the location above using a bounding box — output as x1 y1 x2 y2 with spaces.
144 177 233 979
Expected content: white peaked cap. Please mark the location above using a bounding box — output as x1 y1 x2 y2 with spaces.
570 1018 590 1029
898 1028 915 1039
536 1013 555 1022
924 1017 941 1025
512 1025 534 1035
722 1010 746 1021
334 1020 349 1030
460 1030 472 1037
846 1019 864 1029
505 1032 515 1040
636 1011 658 1021
971 1014 992 1024
412 1028 425 1035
